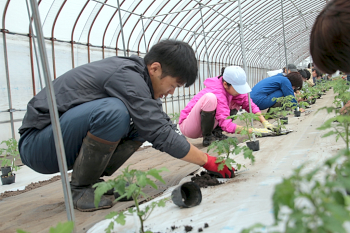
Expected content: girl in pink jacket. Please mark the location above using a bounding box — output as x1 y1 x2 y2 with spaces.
179 66 273 146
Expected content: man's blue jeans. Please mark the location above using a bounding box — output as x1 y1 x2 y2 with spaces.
19 98 144 174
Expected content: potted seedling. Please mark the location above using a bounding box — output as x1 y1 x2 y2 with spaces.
307 86 319 105
207 137 255 173
332 78 350 109
272 95 296 125
227 112 261 151
94 166 169 233
298 86 312 108
263 96 296 135
0 138 20 185
294 104 301 117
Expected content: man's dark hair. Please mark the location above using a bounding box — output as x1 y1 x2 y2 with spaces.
307 63 313 69
310 0 350 74
312 68 322 77
144 39 198 87
303 69 311 80
298 69 307 80
286 72 303 90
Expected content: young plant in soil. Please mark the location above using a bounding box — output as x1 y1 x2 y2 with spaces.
332 78 350 109
241 104 350 233
227 112 261 142
263 95 296 134
94 166 169 233
207 137 255 172
227 112 261 151
0 138 21 177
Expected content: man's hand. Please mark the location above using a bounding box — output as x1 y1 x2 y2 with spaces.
251 127 274 136
202 154 234 178
262 121 276 130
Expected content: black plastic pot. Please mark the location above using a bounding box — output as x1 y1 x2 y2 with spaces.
280 117 288 125
1 166 11 176
311 98 316 105
1 173 15 185
246 140 259 151
317 93 322 99
294 110 301 117
172 182 202 208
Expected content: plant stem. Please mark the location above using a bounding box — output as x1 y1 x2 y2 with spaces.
346 122 349 152
133 190 145 233
246 118 251 141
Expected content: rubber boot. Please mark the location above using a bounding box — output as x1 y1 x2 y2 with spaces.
102 139 143 176
200 110 216 147
70 132 119 212
101 139 143 200
212 125 228 141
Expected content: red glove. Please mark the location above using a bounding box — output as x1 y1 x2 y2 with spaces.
203 154 235 178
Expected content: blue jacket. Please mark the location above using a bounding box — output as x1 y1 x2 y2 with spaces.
250 73 296 110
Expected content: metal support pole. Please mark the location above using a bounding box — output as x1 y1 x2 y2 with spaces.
278 43 281 69
193 33 203 90
29 0 75 227
281 0 288 68
140 15 148 53
226 43 230 66
237 0 255 138
2 15 15 139
199 4 212 78
26 0 43 91
116 0 126 57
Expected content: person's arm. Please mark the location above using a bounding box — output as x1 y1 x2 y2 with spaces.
180 143 207 165
255 112 266 123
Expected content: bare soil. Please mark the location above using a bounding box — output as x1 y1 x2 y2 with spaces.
191 171 223 188
0 175 61 200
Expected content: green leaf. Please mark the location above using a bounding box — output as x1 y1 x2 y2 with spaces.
126 184 139 199
106 211 119 219
148 169 167 184
321 214 347 233
145 178 158 189
218 163 224 171
137 173 148 187
16 230 30 233
115 212 126 225
105 221 115 233
332 191 345 205
94 181 115 208
48 221 74 233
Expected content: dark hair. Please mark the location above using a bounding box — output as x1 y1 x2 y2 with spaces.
219 67 232 86
310 0 350 74
312 68 322 77
303 69 311 80
298 69 307 79
144 39 198 87
307 63 313 69
286 72 303 90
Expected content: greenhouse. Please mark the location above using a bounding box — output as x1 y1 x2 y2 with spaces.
1 0 350 232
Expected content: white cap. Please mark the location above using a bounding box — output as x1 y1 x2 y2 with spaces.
223 66 251 94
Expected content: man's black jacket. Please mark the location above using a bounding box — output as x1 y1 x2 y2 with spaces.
19 55 190 159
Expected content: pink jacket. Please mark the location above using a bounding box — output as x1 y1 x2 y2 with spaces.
179 76 261 133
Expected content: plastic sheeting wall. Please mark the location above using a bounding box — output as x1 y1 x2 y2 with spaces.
0 34 268 142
